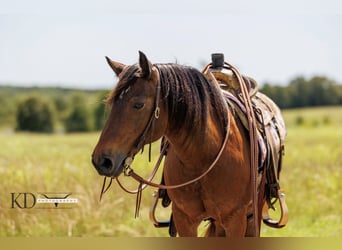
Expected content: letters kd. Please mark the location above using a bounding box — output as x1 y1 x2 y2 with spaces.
11 192 36 209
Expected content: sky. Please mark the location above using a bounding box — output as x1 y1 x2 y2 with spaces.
0 0 341 89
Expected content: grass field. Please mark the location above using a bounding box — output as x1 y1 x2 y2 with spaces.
0 106 341 237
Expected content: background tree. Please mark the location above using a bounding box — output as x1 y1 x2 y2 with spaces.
64 94 92 132
16 96 55 133
261 83 291 109
0 92 17 126
308 76 339 106
260 75 342 109
94 91 109 131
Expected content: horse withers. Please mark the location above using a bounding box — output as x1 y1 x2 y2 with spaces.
91 51 288 237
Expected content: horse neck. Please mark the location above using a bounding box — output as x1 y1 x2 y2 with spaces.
165 108 228 169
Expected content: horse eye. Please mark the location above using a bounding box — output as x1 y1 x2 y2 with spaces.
133 102 145 109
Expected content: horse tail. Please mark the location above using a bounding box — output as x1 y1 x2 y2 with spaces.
203 219 216 237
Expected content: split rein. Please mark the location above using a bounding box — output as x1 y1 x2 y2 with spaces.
99 66 231 218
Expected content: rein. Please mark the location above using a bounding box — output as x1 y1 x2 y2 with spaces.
100 65 231 218
126 114 230 190
204 61 261 236
230 63 260 236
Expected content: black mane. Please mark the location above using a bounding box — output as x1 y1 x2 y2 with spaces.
155 63 227 135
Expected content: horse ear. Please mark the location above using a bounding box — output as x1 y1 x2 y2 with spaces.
138 51 153 78
105 56 126 76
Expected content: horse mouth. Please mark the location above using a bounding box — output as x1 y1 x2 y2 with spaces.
92 153 127 178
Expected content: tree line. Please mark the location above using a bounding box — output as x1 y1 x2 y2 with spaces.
260 76 342 109
0 86 108 133
0 74 341 133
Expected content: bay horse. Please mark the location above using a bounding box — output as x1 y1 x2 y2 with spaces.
91 51 287 237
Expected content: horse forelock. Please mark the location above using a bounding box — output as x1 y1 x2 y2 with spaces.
105 64 140 105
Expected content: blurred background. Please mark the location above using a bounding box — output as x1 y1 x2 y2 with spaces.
0 0 341 237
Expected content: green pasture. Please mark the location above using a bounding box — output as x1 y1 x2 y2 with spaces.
0 106 341 237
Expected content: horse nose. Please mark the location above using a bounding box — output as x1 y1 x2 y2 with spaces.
91 155 114 176
91 153 127 177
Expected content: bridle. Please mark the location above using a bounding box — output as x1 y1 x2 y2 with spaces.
100 65 231 218
126 66 162 163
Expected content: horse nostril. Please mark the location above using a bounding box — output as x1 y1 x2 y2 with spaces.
91 155 113 171
100 156 113 170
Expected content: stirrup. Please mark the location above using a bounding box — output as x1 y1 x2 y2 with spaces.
262 189 288 228
149 190 170 228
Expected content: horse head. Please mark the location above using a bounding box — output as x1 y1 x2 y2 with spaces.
92 51 167 177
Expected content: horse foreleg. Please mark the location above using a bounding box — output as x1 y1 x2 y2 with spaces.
172 204 200 237
203 219 225 237
245 214 258 236
223 209 248 237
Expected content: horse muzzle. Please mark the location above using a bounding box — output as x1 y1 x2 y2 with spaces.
91 153 127 177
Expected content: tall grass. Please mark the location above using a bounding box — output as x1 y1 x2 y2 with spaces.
0 132 170 236
0 106 341 236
